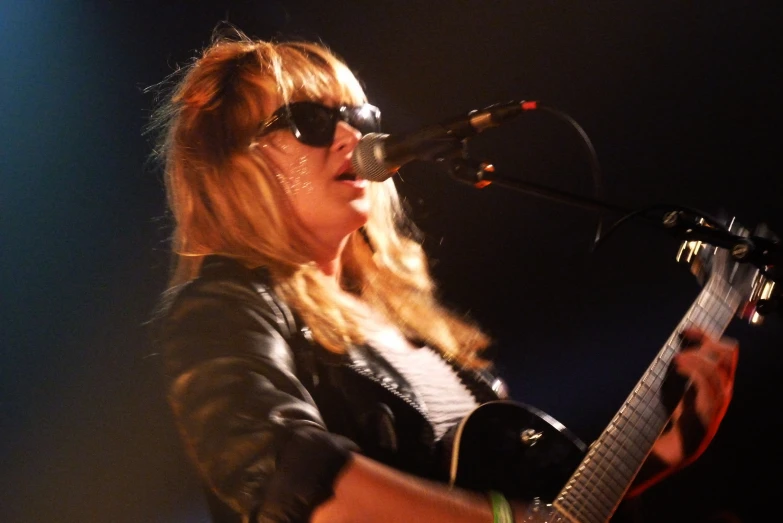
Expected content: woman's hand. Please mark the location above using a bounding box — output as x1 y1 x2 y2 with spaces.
675 327 738 431
629 327 738 497
655 326 739 466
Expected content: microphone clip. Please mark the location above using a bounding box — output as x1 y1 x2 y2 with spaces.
436 142 496 189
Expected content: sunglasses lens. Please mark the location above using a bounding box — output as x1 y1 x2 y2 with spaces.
283 102 382 147
344 105 381 136
288 103 337 146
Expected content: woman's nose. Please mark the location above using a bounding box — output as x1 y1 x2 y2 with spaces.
331 120 361 152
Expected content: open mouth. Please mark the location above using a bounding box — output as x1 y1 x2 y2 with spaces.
335 171 358 181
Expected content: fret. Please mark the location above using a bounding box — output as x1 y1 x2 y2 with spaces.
558 481 602 522
569 450 632 509
620 403 665 441
589 458 627 496
581 473 617 509
558 490 606 523
600 425 649 468
551 507 576 523
570 502 601 523
649 355 669 379
597 449 635 480
614 426 648 461
596 424 639 466
700 306 724 334
629 387 654 415
586 434 648 491
582 452 624 493
600 424 640 465
571 495 608 523
634 379 654 397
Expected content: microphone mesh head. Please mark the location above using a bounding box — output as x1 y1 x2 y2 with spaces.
351 133 391 182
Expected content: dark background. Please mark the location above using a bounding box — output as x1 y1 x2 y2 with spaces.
2 1 781 522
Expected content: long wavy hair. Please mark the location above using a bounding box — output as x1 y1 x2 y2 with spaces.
148 27 490 366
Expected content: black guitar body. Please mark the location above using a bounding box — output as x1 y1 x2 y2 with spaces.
447 400 587 502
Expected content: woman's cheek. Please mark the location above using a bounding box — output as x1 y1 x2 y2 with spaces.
262 138 316 197
276 153 315 196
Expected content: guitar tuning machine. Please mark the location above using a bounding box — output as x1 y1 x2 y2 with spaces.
736 222 780 324
674 230 709 285
668 211 780 325
520 428 543 447
741 276 777 324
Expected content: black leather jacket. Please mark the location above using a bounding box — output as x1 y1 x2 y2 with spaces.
156 256 507 523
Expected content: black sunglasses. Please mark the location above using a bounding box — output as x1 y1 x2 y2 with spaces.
257 101 381 147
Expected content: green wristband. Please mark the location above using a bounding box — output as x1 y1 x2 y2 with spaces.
488 491 514 523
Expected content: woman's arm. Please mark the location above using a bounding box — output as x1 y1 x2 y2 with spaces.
312 453 534 523
158 274 357 521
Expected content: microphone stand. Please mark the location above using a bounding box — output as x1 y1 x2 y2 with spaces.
444 154 631 216
438 148 782 292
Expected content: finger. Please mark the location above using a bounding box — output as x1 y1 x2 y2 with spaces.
675 352 732 401
680 326 707 340
696 342 732 363
679 355 734 411
678 328 726 353
675 372 722 426
725 344 739 382
679 326 708 350
693 340 739 381
676 350 731 383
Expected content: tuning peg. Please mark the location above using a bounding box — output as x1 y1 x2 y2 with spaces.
756 293 780 316
743 277 777 325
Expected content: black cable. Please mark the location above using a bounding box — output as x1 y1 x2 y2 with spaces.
592 204 731 252
533 105 731 255
537 105 607 248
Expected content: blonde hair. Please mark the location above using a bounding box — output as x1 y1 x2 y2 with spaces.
149 27 490 366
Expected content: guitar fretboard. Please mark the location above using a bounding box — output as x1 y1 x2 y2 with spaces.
552 276 741 523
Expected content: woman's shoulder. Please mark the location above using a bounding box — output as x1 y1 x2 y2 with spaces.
151 255 296 338
177 254 274 297
197 254 272 289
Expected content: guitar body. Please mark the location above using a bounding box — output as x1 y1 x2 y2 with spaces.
447 400 587 502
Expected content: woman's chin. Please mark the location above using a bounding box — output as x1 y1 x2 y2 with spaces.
347 200 371 226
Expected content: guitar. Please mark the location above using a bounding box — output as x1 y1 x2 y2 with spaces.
445 215 778 522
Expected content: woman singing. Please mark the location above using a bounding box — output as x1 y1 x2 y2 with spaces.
150 28 738 523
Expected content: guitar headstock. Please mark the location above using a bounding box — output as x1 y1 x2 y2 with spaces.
673 212 778 325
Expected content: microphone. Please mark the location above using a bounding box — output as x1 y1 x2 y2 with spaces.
351 100 539 182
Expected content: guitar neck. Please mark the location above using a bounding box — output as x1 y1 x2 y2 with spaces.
552 276 742 523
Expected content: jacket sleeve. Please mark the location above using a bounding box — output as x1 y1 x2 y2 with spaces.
157 276 358 522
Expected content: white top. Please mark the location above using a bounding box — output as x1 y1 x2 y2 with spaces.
365 324 479 441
